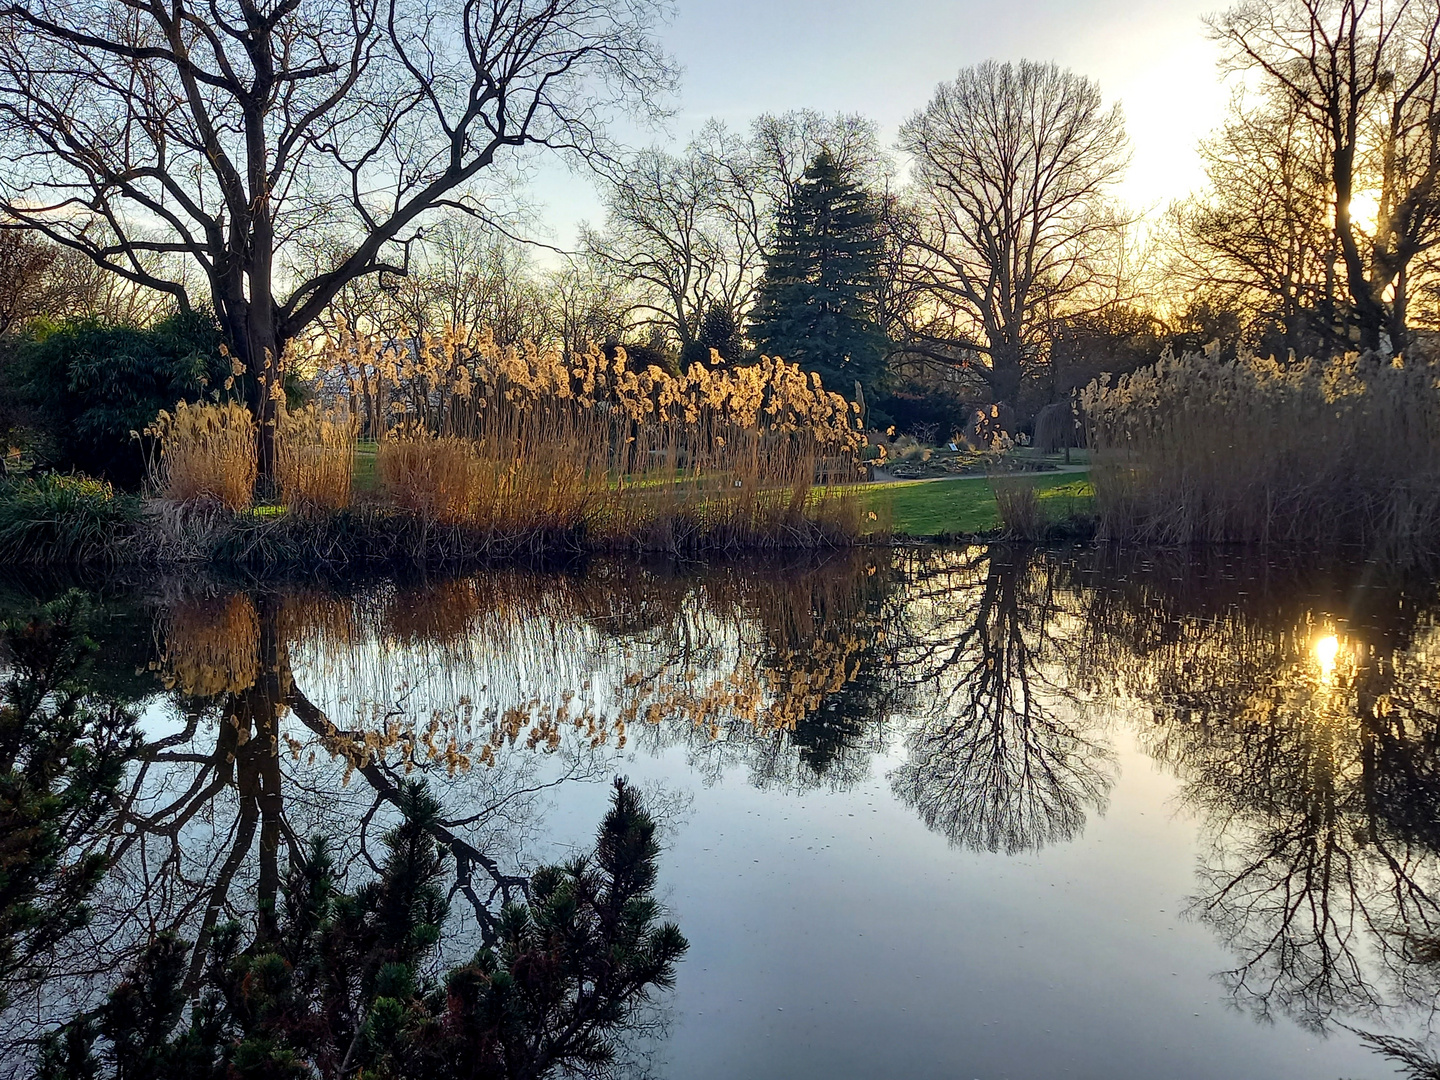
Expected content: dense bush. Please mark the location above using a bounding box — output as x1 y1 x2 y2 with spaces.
0 474 141 564
9 311 231 487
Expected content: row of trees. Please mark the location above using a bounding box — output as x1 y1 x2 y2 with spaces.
4 0 1440 473
575 0 1440 425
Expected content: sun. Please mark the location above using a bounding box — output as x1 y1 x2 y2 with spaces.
1348 190 1382 234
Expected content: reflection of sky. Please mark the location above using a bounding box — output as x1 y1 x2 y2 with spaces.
539 729 1392 1080
527 0 1230 248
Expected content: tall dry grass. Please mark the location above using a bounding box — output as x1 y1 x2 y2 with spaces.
144 401 257 511
991 477 1044 540
277 403 356 513
320 323 869 548
1081 349 1440 554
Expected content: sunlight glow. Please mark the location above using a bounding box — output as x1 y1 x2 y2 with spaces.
1313 634 1341 682
1348 190 1382 234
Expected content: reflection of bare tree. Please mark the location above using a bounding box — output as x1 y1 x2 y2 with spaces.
1072 548 1440 1040
890 547 1114 854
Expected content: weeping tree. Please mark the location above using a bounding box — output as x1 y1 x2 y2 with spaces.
0 0 675 483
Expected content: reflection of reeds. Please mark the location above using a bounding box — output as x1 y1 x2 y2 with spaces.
1082 350 1440 554
266 551 889 773
161 593 260 696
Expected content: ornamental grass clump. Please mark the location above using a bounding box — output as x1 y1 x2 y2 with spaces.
0 474 140 563
144 401 257 511
276 403 356 513
1081 348 1440 554
992 477 1044 541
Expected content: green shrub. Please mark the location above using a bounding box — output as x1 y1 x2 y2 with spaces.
0 475 141 563
9 311 232 487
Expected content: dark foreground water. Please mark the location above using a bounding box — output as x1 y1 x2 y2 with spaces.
1 546 1437 1078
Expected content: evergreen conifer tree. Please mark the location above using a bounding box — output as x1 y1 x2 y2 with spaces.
748 151 888 397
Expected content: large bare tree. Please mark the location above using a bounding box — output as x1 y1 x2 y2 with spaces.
1168 86 1343 356
1209 0 1440 352
583 144 755 354
896 60 1129 415
0 0 675 478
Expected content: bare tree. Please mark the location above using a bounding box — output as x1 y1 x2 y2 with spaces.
541 257 634 359
896 60 1129 416
748 110 885 220
390 217 550 347
0 0 676 479
1166 85 1343 355
581 144 748 352
583 111 888 359
1209 0 1440 352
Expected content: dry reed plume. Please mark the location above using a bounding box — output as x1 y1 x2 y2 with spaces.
319 322 870 549
1082 349 1440 554
144 401 257 511
277 403 356 512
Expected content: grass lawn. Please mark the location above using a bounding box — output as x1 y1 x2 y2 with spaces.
346 439 1091 540
354 441 378 494
863 472 1093 537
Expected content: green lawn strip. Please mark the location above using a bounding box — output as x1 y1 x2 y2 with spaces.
863 472 1093 537
353 441 378 494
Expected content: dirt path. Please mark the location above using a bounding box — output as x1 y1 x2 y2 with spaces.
869 464 1091 485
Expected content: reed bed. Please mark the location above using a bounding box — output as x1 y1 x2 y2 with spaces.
1082 349 1440 555
276 403 356 513
144 401 257 511
323 323 869 551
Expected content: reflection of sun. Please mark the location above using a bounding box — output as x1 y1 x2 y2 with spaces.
1314 634 1341 682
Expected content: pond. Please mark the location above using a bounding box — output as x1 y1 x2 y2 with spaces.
0 545 1437 1078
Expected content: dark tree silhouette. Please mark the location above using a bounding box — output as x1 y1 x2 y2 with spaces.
0 593 139 1010
36 779 685 1080
0 0 675 481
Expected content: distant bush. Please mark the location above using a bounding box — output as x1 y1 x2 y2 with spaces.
9 311 231 487
874 388 969 440
1082 349 1440 555
0 474 140 563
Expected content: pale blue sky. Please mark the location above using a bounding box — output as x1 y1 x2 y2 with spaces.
526 0 1231 246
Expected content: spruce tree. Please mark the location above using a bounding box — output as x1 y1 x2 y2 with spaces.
749 151 888 398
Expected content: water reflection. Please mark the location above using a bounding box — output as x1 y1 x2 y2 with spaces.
0 547 1438 1076
888 548 1114 854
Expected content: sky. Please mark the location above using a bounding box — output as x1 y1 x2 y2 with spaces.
525 0 1234 248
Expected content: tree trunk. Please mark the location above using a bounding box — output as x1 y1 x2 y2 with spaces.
989 340 1024 427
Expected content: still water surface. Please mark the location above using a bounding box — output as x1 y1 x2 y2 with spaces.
2 546 1437 1078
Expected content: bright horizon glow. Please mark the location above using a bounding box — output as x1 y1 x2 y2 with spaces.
521 0 1233 249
